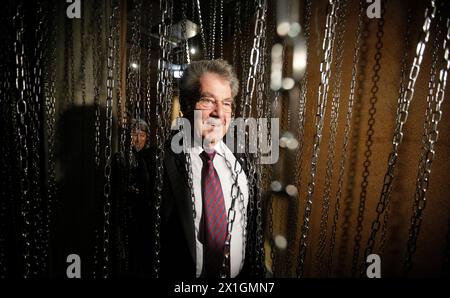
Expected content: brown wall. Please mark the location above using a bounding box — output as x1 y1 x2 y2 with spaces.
269 0 449 277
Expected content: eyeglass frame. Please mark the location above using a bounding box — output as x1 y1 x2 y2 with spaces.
195 96 234 113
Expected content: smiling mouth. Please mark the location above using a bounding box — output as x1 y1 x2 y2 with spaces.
205 118 223 128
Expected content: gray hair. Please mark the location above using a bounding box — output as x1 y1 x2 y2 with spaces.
179 59 239 115
131 119 150 135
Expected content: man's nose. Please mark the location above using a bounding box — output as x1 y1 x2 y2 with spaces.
211 102 225 118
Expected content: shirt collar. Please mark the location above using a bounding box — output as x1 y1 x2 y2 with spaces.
191 139 226 158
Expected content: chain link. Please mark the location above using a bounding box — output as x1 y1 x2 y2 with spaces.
219 0 224 59
29 1 47 275
287 0 312 277
378 6 414 256
209 0 217 59
297 0 338 278
315 0 348 276
293 0 312 197
102 2 118 278
327 0 364 277
195 0 208 58
13 3 32 278
352 3 385 277
242 0 267 119
362 0 437 272
80 0 86 106
404 16 449 275
91 0 103 167
43 0 58 278
154 0 173 277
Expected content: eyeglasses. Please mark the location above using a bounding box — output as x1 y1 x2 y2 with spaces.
196 97 233 113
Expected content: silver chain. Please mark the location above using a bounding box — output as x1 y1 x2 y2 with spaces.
378 6 414 256
288 0 312 277
210 0 217 59
242 0 267 119
44 1 58 277
195 0 208 58
13 3 32 278
219 0 224 59
362 0 437 271
327 0 364 277
297 0 338 278
92 0 102 167
315 0 348 276
80 1 86 106
102 3 118 278
154 0 172 277
404 16 449 275
352 2 385 277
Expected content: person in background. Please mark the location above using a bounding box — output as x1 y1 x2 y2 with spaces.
111 118 154 278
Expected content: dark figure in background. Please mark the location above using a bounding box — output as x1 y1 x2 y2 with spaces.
111 119 154 278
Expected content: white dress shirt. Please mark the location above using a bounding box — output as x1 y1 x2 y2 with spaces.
189 140 249 278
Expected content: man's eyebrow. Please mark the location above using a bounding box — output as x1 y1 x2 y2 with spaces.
200 92 232 101
200 92 214 98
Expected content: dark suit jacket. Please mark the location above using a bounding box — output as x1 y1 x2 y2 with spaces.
159 146 263 279
111 143 264 279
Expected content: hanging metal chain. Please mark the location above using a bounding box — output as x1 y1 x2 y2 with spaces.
404 16 449 275
102 3 118 278
154 0 172 277
315 0 348 276
255 17 268 276
219 0 224 59
232 1 241 84
133 0 142 120
327 0 364 277
242 0 267 119
92 0 103 167
0 3 13 277
244 0 267 277
44 0 58 278
146 3 153 125
209 0 217 59
195 0 208 58
69 19 75 107
181 1 190 64
378 6 414 255
29 1 47 275
286 0 312 277
293 0 312 193
351 3 385 277
13 3 32 278
297 0 338 278
239 0 252 116
337 15 369 277
80 1 86 106
363 0 437 270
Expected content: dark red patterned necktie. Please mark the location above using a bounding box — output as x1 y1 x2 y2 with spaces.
200 150 227 277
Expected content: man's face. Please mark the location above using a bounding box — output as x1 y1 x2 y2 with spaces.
194 72 233 147
131 129 147 151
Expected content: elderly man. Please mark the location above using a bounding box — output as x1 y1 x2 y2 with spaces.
160 59 257 278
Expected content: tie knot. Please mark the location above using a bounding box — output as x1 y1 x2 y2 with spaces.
200 150 216 163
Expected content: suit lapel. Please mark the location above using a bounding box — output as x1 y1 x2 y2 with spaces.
164 151 196 264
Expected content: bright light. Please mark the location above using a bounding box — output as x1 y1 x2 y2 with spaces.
190 47 196 55
288 22 302 37
270 181 282 192
285 184 298 196
131 62 138 69
274 235 288 250
277 22 290 36
282 77 295 90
